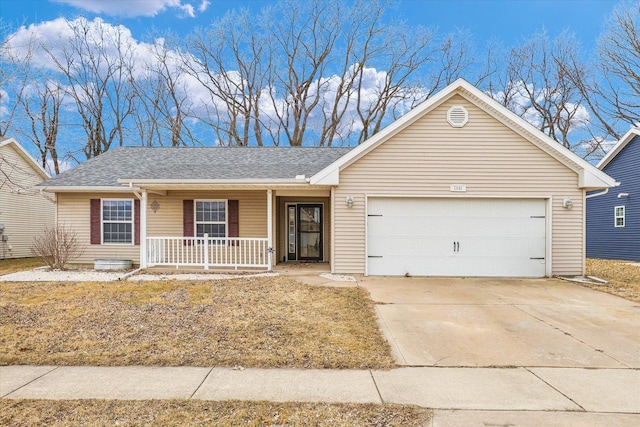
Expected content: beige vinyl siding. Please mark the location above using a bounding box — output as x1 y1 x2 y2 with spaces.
57 192 139 265
146 190 268 239
276 196 331 263
333 94 584 276
58 190 269 266
0 143 54 259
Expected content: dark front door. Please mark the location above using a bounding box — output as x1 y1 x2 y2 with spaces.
297 204 323 261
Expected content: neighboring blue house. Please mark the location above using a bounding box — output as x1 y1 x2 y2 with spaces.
586 127 639 261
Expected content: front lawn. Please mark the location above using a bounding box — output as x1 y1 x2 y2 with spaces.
0 276 395 369
585 258 640 303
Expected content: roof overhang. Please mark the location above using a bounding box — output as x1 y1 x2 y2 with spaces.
117 178 327 191
597 127 640 170
0 137 51 180
310 78 618 191
39 185 136 193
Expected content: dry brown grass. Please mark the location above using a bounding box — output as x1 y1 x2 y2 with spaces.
0 276 395 369
0 258 44 276
1 399 432 427
585 258 640 303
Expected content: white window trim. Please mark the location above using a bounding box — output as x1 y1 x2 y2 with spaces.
614 205 625 228
101 198 134 245
194 199 228 238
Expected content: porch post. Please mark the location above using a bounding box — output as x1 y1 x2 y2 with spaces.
140 189 148 268
267 189 273 270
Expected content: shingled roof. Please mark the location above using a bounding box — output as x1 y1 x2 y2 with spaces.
40 146 353 187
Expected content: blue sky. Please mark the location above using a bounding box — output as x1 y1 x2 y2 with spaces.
1 0 618 52
0 0 623 166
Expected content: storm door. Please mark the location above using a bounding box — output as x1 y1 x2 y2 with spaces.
288 204 323 261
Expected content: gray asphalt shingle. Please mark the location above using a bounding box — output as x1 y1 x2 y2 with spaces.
40 146 352 187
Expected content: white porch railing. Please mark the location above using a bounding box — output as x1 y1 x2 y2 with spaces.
147 235 271 270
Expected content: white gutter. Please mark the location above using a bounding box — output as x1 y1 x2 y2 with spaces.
39 188 56 203
585 180 620 199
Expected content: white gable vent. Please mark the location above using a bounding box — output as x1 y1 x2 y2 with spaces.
447 105 468 128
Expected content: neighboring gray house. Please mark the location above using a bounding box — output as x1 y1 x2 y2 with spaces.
0 137 55 259
587 127 639 261
39 79 616 277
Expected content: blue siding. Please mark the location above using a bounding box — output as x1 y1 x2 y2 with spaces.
587 135 640 261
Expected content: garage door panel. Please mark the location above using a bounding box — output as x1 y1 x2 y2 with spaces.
367 198 547 277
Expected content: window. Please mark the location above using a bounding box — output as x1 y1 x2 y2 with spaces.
102 199 133 244
615 206 625 228
195 200 226 237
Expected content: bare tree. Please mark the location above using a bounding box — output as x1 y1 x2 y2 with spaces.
19 78 64 174
186 8 268 146
580 0 640 139
185 0 466 147
0 20 33 138
133 34 198 147
486 30 590 152
44 18 137 160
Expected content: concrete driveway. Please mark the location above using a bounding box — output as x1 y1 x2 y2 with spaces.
358 277 640 368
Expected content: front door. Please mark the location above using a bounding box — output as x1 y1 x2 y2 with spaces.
288 204 323 261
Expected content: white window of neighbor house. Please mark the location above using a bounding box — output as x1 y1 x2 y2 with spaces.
102 199 133 244
615 206 625 228
195 200 227 237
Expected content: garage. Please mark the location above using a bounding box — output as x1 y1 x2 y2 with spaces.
366 198 547 277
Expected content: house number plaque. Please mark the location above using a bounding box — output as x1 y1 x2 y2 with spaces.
450 184 467 192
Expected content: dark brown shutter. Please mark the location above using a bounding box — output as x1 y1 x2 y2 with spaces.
228 200 239 237
90 199 101 245
134 199 140 245
228 200 239 246
183 200 194 245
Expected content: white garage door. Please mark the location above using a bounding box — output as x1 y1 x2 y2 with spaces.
367 198 547 277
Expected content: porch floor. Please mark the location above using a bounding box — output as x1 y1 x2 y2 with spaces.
273 262 331 274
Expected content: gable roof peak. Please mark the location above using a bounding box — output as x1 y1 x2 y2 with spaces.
597 126 640 170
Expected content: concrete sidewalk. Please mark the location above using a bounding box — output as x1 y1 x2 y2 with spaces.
2 365 639 425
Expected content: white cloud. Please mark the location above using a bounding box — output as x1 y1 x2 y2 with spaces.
5 17 159 77
199 1 211 12
51 0 203 18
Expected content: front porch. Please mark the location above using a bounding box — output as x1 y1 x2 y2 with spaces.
134 187 333 271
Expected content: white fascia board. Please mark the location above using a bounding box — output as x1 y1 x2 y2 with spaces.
597 127 640 169
40 186 134 193
309 167 340 185
0 137 51 179
118 178 317 190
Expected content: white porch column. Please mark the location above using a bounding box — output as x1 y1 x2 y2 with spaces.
267 189 273 270
140 189 148 268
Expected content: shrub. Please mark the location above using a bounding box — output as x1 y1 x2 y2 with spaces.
30 225 84 270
